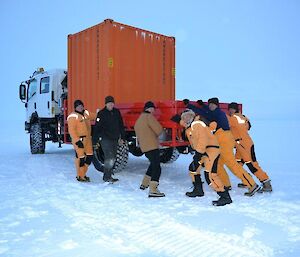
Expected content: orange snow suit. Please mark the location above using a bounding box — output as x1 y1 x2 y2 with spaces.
67 110 96 178
228 113 269 182
185 117 225 192
214 127 256 189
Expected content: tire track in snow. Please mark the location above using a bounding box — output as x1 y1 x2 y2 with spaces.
120 214 273 257
47 192 274 257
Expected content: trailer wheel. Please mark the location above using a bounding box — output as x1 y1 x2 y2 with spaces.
159 147 180 163
30 123 45 154
92 141 129 173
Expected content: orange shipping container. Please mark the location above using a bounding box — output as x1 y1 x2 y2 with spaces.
67 19 175 113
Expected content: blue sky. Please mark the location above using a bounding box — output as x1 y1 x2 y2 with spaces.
1 0 299 121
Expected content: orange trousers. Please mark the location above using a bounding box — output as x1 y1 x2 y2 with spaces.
215 130 256 189
202 148 225 192
190 148 225 193
235 139 269 182
72 136 93 178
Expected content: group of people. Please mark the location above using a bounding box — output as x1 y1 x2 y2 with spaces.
175 98 272 206
67 96 272 206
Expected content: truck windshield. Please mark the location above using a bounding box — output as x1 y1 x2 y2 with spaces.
28 79 37 100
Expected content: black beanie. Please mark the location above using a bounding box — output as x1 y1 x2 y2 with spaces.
208 97 219 106
144 101 155 110
228 102 239 112
74 99 84 108
105 95 115 104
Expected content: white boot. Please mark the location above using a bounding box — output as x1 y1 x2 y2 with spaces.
149 181 165 197
140 175 151 190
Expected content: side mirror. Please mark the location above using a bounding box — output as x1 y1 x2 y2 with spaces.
19 84 26 102
51 91 55 101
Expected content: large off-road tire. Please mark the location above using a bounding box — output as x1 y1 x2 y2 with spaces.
92 141 129 173
92 144 105 172
30 123 45 154
159 147 180 163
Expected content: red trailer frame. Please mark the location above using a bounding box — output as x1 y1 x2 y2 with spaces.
63 99 241 147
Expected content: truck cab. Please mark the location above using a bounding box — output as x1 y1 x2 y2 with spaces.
19 68 67 153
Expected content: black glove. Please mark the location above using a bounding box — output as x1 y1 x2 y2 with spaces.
171 114 181 124
75 140 84 148
197 100 203 106
182 99 190 105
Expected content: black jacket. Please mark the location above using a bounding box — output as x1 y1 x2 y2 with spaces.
93 107 126 141
187 103 230 131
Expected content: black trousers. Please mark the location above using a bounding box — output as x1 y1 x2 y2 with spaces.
100 139 118 180
145 149 161 182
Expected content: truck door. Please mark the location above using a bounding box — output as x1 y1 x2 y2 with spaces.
36 76 52 118
26 79 38 122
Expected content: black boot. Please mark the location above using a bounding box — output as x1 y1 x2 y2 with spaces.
76 176 88 182
212 190 232 206
186 176 204 198
186 182 204 197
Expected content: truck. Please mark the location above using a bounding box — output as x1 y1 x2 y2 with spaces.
19 19 234 173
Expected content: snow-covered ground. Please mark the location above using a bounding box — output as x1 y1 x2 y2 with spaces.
1 119 300 257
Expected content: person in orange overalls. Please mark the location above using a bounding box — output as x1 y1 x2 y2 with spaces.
180 109 232 206
184 98 260 196
67 100 96 182
228 102 272 192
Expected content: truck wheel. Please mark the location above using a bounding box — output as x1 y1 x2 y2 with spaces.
92 145 105 172
159 147 180 163
92 142 129 173
30 123 45 154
